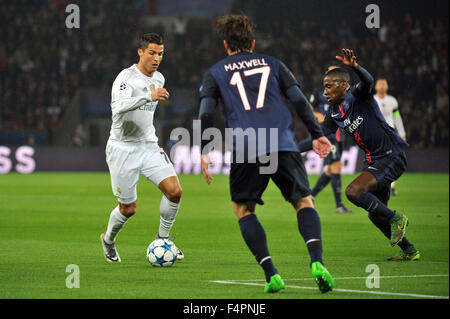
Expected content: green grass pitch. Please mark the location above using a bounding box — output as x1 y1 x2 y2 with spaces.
0 172 448 299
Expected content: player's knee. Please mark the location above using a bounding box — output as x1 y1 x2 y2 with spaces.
233 201 255 219
345 184 362 203
166 185 182 203
119 201 137 218
294 196 315 211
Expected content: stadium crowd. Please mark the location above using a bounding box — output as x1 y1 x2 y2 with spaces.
0 0 448 149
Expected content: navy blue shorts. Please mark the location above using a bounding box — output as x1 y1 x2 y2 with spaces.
364 152 407 188
229 151 311 205
324 141 343 165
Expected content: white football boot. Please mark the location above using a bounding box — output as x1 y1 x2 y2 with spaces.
100 233 121 262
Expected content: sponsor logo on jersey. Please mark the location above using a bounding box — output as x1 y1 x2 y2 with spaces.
139 102 157 112
345 116 364 134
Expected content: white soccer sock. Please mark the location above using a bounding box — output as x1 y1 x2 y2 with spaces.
105 206 129 244
158 195 180 238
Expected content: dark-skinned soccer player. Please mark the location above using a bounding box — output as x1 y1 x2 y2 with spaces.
299 49 419 261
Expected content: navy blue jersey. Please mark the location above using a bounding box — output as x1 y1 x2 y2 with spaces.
200 52 301 159
310 88 344 143
322 71 409 164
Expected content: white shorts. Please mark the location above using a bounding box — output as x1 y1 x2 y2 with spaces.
106 139 177 204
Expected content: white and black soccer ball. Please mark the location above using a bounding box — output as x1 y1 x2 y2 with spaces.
146 238 178 267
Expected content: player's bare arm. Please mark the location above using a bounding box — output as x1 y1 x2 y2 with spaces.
201 154 213 185
198 95 217 185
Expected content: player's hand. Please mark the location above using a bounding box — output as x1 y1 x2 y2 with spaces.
312 136 332 158
201 154 213 185
151 88 170 101
336 48 358 69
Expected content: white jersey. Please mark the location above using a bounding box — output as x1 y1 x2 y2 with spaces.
374 94 406 138
109 64 165 143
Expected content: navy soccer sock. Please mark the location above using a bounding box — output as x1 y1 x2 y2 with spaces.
297 207 323 266
355 192 396 219
398 237 413 251
238 214 277 282
311 173 331 197
330 174 343 206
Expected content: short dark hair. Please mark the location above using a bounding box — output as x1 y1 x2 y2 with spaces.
325 67 350 83
376 76 388 82
139 33 163 50
217 14 255 52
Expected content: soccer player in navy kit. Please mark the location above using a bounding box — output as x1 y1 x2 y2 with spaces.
301 49 419 261
307 64 352 213
198 15 335 293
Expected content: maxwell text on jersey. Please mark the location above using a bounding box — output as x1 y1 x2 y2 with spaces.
223 58 268 72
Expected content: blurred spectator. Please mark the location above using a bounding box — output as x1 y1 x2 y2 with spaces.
173 16 188 35
0 1 447 149
72 123 88 147
27 135 35 146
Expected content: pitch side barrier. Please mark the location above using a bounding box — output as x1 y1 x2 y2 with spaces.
0 145 448 174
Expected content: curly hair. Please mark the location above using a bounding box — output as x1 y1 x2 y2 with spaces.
216 14 255 52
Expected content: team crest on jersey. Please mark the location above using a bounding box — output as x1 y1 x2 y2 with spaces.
344 118 351 126
119 83 127 90
150 84 156 92
117 187 122 194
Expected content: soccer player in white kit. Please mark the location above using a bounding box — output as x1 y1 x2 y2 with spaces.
374 77 407 196
100 33 183 262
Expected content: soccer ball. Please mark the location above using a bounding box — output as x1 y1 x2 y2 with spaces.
146 238 178 267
